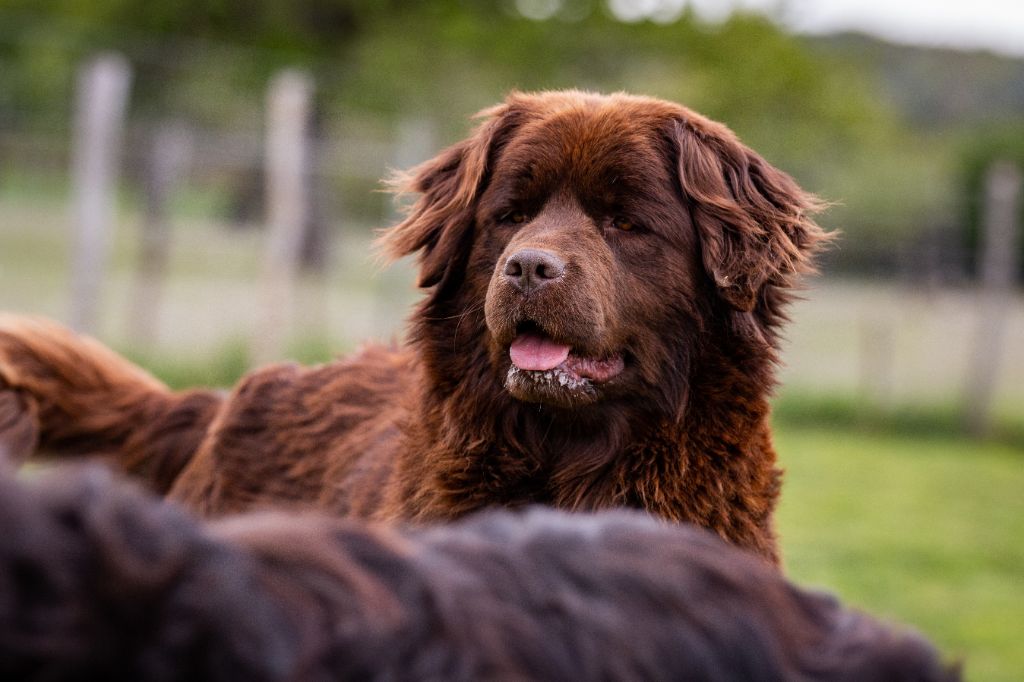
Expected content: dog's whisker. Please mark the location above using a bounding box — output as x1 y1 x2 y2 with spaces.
420 304 484 323
452 301 485 349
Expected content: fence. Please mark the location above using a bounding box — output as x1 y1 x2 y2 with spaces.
1 52 442 351
0 52 1021 433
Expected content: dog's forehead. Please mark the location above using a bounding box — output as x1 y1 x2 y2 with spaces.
495 103 674 191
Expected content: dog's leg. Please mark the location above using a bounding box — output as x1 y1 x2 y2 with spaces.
0 315 222 492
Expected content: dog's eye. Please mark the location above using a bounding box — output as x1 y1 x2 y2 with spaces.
502 211 529 225
612 217 636 232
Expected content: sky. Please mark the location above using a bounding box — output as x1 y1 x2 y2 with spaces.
777 0 1024 57
602 0 1024 57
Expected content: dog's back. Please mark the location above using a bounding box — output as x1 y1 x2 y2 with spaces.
167 343 412 516
0 316 412 511
0 465 959 682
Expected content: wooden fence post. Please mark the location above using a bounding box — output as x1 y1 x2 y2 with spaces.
300 102 329 274
963 160 1022 437
858 315 894 410
68 53 132 333
127 121 192 345
255 69 313 364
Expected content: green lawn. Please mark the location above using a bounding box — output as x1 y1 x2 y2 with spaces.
775 425 1024 682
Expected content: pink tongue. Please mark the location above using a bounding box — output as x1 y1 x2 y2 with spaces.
509 332 571 371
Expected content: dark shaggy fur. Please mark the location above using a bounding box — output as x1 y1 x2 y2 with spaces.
0 90 830 564
0 465 956 682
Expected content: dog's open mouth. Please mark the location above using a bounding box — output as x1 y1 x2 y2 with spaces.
504 326 624 405
509 331 624 382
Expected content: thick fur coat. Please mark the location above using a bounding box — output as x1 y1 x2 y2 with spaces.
0 91 829 564
0 465 956 682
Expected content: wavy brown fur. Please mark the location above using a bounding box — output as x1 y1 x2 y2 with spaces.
0 465 956 682
0 315 221 492
0 91 831 564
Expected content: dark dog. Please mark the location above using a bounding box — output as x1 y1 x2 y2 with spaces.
0 90 829 563
0 465 955 682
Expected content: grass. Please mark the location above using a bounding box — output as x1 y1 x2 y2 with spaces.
120 335 346 390
775 425 1024 682
773 390 1024 449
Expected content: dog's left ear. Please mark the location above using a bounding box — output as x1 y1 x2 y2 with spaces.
380 102 522 289
672 119 829 312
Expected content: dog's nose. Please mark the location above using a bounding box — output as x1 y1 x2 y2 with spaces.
504 249 566 294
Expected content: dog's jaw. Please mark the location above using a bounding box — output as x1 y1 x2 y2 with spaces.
506 365 599 406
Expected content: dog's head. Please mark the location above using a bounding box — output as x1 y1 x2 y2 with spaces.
383 91 827 411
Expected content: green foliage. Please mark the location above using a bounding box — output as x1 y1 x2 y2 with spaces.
0 3 890 142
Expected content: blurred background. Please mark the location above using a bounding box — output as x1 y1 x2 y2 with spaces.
0 0 1021 678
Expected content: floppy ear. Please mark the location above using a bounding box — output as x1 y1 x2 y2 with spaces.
674 119 829 312
380 103 520 289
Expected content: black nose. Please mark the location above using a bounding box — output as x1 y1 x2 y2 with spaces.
503 248 566 294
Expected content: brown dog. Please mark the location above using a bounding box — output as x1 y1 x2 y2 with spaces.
0 91 828 564
0 464 956 682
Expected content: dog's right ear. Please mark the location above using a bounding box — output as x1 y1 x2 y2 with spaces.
671 117 829 312
379 102 523 289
